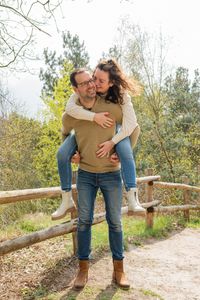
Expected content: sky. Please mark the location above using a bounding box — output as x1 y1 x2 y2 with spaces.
4 0 200 118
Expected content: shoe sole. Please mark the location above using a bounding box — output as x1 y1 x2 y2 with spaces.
73 285 85 290
112 278 130 290
51 207 75 221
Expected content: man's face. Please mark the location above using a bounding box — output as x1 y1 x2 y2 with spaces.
93 68 113 94
74 71 96 100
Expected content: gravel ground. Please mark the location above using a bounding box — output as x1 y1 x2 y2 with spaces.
0 228 199 299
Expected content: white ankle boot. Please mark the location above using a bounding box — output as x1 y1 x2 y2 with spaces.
126 188 146 216
51 191 76 220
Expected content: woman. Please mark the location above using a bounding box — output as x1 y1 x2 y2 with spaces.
51 59 145 220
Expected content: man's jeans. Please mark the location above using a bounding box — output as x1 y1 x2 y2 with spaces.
57 133 136 191
77 169 124 261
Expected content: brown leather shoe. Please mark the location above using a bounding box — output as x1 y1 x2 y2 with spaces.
113 259 130 289
73 260 89 290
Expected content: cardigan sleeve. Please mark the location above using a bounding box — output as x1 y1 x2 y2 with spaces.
66 93 95 121
111 93 139 144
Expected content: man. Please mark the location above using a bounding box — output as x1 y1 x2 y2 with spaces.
62 68 130 290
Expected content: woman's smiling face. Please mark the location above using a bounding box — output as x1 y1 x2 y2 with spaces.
93 68 113 94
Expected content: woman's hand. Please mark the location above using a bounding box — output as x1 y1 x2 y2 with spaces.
96 140 115 158
71 151 81 164
94 112 114 128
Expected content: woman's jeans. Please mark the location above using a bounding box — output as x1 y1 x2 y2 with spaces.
57 134 136 192
115 137 136 190
56 134 77 191
77 169 123 260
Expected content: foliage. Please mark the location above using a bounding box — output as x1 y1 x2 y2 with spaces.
0 112 42 190
33 61 74 187
62 31 90 68
1 23 199 226
0 84 44 223
134 68 200 183
115 21 200 183
160 67 200 182
39 31 90 97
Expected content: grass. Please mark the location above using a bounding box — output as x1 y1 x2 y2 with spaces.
21 285 49 299
186 214 200 228
91 214 179 252
1 211 199 300
140 288 164 299
1 211 199 245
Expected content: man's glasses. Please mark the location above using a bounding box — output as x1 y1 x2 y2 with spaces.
77 78 95 88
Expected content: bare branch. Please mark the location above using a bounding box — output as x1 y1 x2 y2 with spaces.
0 29 34 68
0 0 63 69
0 4 51 36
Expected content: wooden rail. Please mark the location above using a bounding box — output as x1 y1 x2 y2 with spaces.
154 181 200 192
0 176 161 205
0 172 200 256
0 201 160 256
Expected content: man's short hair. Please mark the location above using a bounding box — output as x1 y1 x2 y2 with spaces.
70 68 87 87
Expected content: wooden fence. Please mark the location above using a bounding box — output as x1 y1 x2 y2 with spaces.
0 173 199 256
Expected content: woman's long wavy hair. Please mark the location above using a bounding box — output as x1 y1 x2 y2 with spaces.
94 59 141 105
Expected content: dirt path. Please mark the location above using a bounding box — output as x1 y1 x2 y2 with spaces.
125 228 200 300
0 228 200 299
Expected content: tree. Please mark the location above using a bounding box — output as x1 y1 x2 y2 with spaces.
0 0 63 69
0 113 42 191
62 31 90 68
0 80 42 190
165 67 200 131
114 19 199 182
39 30 90 97
102 18 130 65
34 61 74 186
119 22 176 179
163 67 200 182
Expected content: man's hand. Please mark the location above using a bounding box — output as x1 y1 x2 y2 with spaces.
71 151 81 164
96 140 115 158
94 112 114 128
110 152 120 165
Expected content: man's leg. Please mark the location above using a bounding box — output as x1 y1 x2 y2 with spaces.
99 170 123 260
77 169 98 259
74 169 98 289
99 170 130 289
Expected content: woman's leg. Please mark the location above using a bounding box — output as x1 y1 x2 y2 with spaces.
57 134 77 191
115 137 145 215
115 137 136 190
52 134 77 220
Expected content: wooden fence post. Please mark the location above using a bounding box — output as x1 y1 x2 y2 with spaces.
145 168 154 203
182 176 191 222
71 171 78 255
145 168 154 228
